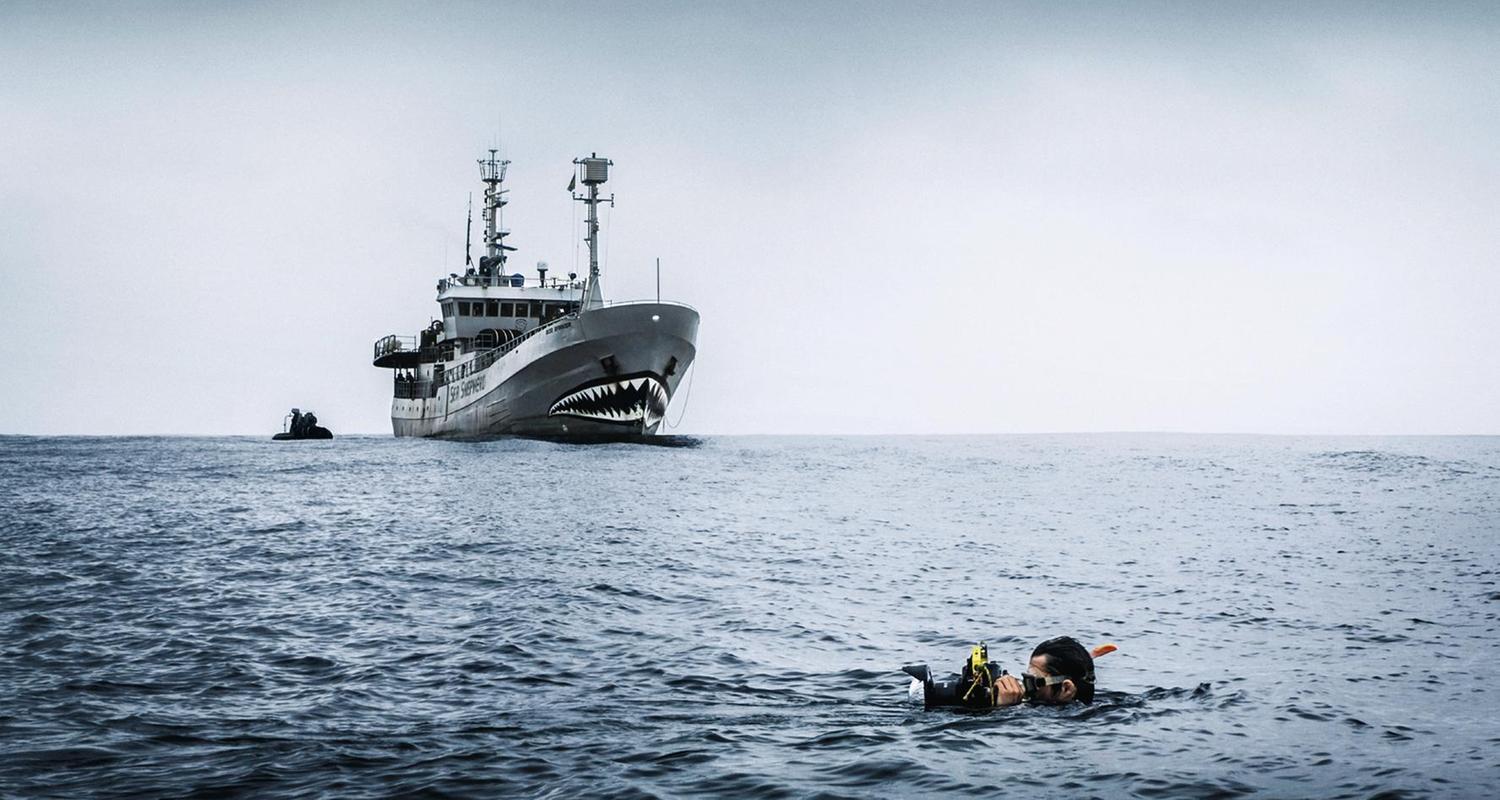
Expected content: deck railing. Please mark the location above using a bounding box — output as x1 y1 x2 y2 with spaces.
392 378 431 399
438 274 588 292
593 298 699 313
438 314 573 387
374 334 417 361
381 299 698 394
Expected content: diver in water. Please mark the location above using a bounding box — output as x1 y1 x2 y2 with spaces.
903 636 1115 709
992 636 1097 706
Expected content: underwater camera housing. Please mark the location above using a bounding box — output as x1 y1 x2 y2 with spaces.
902 642 1048 709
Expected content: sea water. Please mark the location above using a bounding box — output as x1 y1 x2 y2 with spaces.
2 435 1497 797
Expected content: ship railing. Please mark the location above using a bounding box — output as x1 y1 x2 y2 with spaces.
438 273 589 292
593 298 700 313
431 300 697 387
436 312 580 388
374 335 441 366
392 378 431 399
422 299 698 389
374 334 418 361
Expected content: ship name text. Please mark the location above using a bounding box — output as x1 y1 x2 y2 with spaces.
450 373 488 402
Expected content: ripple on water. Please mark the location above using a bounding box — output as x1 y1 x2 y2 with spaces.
0 434 1497 797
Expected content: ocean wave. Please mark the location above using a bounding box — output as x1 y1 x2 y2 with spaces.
1 435 1496 797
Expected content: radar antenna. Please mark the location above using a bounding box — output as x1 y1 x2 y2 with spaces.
571 153 614 309
477 150 514 277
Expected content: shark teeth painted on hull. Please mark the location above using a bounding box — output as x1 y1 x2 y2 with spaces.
548 374 669 427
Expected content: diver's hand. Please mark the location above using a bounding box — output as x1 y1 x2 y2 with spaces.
995 674 1025 707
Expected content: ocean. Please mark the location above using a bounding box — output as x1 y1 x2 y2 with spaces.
2 434 1497 798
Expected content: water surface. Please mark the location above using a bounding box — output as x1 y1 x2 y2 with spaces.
2 435 1497 797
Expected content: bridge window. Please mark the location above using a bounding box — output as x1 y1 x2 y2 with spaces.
458 302 471 316
442 301 454 318
486 300 499 316
500 302 513 316
515 302 530 317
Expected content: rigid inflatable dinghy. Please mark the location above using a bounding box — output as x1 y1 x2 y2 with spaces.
273 408 333 440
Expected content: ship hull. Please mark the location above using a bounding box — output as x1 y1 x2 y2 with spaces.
391 303 698 440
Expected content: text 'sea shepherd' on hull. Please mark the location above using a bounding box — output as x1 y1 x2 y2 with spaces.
372 152 699 439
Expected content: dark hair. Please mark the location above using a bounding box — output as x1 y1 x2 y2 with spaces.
1031 636 1096 704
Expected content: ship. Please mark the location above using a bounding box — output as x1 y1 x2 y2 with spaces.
372 152 699 439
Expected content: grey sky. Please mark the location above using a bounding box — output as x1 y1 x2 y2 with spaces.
2 2 1496 435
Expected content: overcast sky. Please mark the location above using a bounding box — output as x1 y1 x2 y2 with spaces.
2 2 1496 435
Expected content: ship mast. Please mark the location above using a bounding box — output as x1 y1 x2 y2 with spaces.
478 150 513 274
572 154 613 309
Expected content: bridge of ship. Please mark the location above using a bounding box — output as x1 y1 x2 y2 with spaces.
373 271 585 369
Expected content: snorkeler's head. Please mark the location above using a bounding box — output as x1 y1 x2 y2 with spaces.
1029 636 1096 704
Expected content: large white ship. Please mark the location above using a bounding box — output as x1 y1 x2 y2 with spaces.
372 152 699 439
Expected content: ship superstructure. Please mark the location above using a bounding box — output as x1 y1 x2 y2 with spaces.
372 151 699 439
